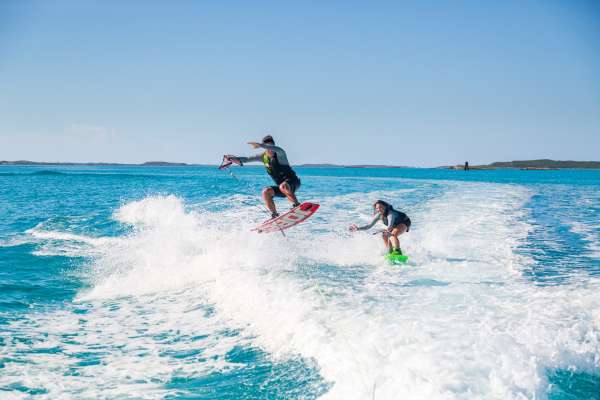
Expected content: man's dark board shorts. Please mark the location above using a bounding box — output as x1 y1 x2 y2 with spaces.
271 178 301 197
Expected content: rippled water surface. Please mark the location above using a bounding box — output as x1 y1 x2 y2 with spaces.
1 166 599 399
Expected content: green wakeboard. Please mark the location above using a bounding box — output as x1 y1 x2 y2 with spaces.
385 252 409 264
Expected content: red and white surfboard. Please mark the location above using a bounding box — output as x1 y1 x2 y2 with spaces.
252 202 320 233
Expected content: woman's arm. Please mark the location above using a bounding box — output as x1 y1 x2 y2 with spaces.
354 214 381 231
387 212 399 232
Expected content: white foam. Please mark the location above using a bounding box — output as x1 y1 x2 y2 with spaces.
14 222 120 258
570 221 600 259
2 184 600 399
0 291 243 399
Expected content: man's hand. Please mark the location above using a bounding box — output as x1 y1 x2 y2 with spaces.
224 155 241 165
247 142 261 149
349 224 358 232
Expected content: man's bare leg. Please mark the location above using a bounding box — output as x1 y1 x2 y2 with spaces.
262 187 278 216
279 182 299 206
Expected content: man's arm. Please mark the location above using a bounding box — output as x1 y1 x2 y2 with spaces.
230 154 262 165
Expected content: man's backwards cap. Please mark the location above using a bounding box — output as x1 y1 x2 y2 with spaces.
262 135 274 144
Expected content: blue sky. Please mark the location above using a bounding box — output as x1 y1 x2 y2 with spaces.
1 0 599 166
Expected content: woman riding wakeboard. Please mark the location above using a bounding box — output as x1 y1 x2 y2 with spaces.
350 200 411 256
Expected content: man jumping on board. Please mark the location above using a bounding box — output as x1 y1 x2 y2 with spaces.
225 135 301 219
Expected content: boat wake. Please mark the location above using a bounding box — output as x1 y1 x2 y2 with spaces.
2 182 599 399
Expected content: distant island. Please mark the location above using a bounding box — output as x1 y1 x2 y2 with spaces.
298 163 412 168
1 159 599 169
445 159 600 170
0 160 413 168
0 160 200 167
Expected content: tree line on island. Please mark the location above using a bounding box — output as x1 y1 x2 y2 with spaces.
1 159 599 169
444 159 600 170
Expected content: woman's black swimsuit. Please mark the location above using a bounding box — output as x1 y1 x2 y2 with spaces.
385 209 411 231
382 208 410 232
357 206 411 231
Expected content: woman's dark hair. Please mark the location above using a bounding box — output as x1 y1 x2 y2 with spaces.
373 200 392 217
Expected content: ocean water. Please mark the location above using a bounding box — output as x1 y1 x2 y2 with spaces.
0 165 599 400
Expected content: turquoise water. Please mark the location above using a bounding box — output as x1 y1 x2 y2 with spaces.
1 166 599 399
